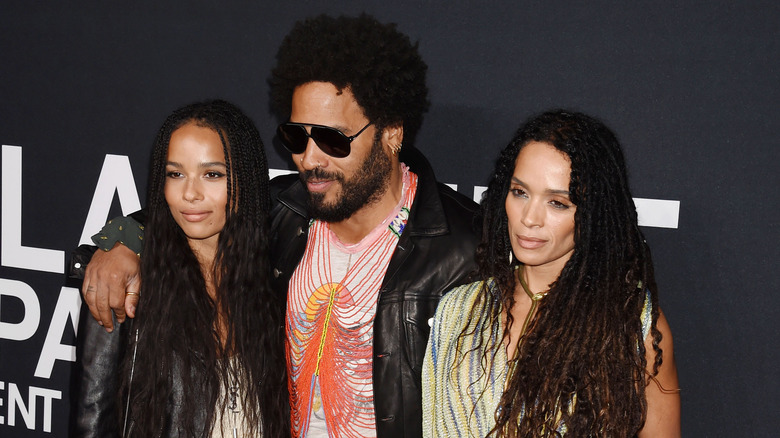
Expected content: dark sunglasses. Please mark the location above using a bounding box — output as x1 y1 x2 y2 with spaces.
277 121 372 158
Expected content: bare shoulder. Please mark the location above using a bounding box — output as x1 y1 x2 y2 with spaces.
638 309 681 437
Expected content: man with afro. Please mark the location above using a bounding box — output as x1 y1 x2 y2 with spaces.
267 14 479 437
78 13 479 438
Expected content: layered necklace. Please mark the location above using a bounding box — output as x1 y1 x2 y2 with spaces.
516 266 550 338
287 165 417 437
505 266 551 387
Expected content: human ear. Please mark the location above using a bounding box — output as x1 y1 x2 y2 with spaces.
382 124 404 156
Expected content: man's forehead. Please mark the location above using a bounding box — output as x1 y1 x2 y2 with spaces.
292 81 354 100
290 82 368 127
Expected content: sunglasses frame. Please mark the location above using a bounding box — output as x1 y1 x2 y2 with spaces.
277 121 372 158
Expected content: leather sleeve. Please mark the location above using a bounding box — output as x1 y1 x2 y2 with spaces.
71 305 130 437
69 244 99 280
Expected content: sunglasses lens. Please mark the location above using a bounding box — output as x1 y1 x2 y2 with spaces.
277 124 309 154
310 126 351 158
278 123 354 158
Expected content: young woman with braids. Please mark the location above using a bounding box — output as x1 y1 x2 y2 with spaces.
422 110 680 437
74 100 288 437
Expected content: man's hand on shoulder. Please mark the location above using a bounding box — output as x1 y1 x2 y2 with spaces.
81 242 141 332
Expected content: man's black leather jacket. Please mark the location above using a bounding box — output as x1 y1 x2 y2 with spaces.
269 147 479 438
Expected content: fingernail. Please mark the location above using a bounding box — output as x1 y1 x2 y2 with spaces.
129 305 136 315
98 321 103 326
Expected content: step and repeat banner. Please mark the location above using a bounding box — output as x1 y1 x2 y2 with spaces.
1 2 777 436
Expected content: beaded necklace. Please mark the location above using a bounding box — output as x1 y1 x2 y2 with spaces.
287 165 417 437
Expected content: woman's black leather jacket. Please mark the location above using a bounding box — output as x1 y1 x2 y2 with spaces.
72 315 210 437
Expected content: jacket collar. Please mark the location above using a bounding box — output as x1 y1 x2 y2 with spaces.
397 146 449 237
275 146 450 237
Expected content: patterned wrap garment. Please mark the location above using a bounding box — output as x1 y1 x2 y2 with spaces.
422 279 652 437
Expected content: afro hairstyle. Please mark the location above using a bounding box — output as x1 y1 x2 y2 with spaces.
270 13 430 144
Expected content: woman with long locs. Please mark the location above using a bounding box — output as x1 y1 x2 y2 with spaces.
74 100 289 437
423 110 680 437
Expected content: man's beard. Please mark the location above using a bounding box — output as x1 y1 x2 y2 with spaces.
300 138 392 223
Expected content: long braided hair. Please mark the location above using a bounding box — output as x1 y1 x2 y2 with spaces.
120 100 288 436
468 110 662 436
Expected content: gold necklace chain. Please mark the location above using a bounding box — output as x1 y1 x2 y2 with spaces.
517 267 549 337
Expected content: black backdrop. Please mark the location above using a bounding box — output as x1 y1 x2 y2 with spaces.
1 2 778 436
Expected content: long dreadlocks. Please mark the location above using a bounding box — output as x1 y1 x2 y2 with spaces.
467 110 663 436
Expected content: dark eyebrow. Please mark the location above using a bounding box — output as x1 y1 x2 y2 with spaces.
200 162 227 169
166 161 227 169
288 121 350 134
510 176 570 196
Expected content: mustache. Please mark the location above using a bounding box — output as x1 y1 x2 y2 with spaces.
300 167 343 183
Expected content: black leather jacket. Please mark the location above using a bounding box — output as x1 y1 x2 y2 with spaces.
269 147 479 438
72 313 133 437
73 313 214 438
